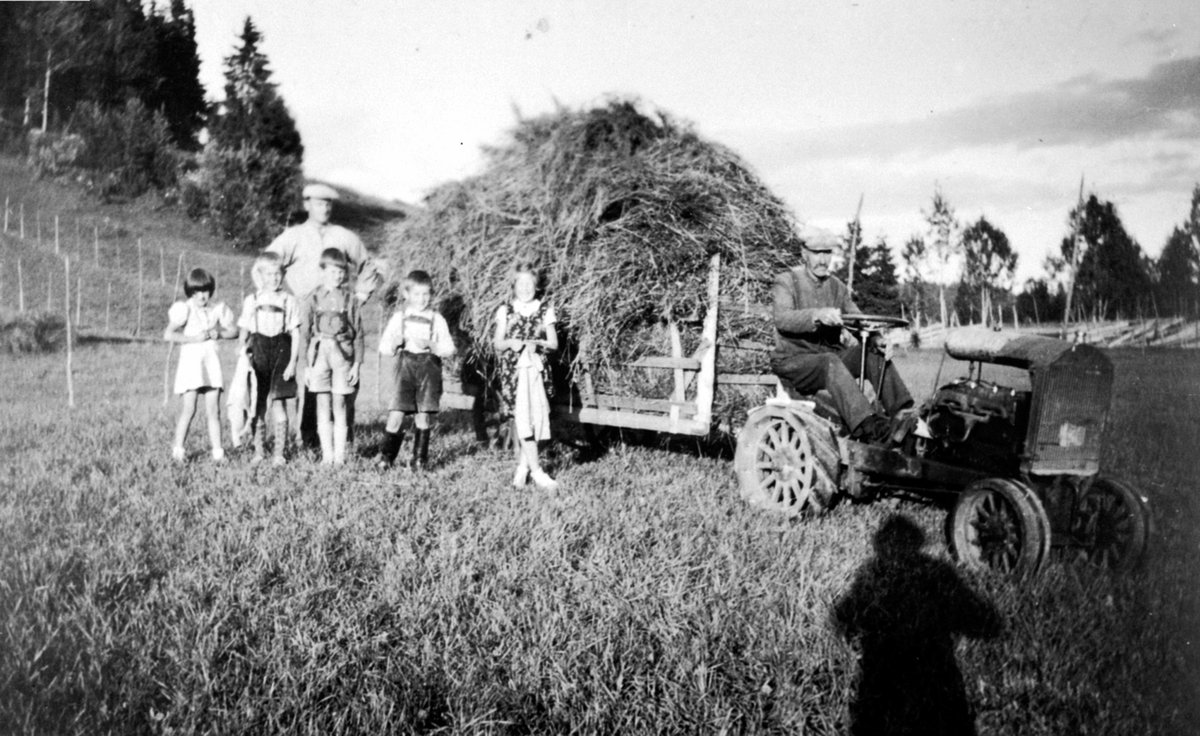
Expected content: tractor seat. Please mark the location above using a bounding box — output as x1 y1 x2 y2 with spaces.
773 376 842 427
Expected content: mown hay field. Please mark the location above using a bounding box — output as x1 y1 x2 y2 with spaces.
2 336 1198 734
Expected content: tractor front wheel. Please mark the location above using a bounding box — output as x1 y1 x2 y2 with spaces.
947 478 1051 576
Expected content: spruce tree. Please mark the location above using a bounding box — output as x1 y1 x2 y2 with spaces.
211 17 303 159
189 16 304 249
145 0 206 149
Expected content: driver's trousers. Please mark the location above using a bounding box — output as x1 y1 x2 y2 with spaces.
770 344 912 432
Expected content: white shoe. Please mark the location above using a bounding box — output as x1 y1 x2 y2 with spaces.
171 446 185 463
531 469 559 492
512 458 529 488
211 447 226 463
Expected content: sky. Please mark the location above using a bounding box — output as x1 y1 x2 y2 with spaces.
190 0 1200 283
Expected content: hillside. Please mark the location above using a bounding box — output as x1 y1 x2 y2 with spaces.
0 155 412 338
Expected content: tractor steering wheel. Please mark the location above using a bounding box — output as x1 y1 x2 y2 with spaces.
840 313 910 331
840 314 909 394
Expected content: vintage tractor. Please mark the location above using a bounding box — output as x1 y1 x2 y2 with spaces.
734 320 1153 576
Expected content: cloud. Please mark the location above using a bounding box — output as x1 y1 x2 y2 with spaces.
731 55 1200 163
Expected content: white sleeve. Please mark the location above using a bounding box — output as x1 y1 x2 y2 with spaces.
379 313 403 355
167 301 189 328
433 313 456 358
543 304 557 327
216 302 237 329
284 294 302 332
236 295 256 332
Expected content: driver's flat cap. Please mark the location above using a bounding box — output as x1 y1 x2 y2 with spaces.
800 225 839 252
303 183 339 201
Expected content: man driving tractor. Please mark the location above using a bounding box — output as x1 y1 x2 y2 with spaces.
770 226 913 444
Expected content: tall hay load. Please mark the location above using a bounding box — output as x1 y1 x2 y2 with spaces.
383 100 803 426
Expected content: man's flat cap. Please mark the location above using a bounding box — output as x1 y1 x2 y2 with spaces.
800 225 839 252
303 183 340 201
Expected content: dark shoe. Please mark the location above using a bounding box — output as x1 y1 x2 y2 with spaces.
851 414 892 445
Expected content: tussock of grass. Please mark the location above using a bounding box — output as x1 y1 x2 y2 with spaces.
384 99 795 382
0 308 65 353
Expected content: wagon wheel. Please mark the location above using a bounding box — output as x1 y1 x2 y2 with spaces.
735 405 839 517
1073 476 1152 572
947 478 1051 576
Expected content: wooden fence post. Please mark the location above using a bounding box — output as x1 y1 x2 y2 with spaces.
65 256 75 408
163 252 185 405
135 238 143 336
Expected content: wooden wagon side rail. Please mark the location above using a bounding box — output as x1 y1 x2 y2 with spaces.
552 253 722 436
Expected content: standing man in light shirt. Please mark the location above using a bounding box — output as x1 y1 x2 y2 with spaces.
266 183 383 449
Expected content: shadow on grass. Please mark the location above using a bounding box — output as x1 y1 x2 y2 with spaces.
834 514 1002 736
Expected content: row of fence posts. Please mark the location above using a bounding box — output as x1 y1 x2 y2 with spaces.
3 198 249 335
3 195 253 407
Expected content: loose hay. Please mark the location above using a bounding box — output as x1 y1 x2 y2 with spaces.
384 99 802 419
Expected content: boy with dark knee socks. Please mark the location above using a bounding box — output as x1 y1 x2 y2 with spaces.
376 270 456 470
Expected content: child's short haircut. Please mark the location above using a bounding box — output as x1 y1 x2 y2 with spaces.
405 270 433 289
319 248 348 270
183 268 216 297
254 251 284 271
511 261 541 287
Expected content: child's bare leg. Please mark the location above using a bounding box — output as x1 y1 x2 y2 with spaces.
172 391 198 459
523 438 558 491
204 389 225 460
331 393 348 464
316 393 334 463
271 399 289 464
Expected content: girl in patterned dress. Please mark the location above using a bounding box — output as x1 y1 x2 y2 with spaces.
493 263 559 491
164 268 238 462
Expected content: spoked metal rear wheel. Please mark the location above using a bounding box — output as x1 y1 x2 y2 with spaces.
735 405 839 517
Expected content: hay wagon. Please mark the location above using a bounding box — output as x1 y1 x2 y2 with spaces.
436 254 1151 577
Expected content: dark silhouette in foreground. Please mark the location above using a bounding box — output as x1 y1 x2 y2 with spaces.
835 515 1002 736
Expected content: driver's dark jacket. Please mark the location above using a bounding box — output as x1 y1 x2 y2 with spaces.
771 266 860 360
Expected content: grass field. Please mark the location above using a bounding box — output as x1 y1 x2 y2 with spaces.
2 160 1199 734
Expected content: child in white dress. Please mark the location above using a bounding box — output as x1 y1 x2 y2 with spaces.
493 263 559 491
164 268 238 462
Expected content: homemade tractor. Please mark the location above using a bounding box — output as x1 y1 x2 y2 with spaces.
438 255 1150 577
735 319 1152 576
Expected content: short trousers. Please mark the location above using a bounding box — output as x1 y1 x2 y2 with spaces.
249 332 296 406
390 352 443 413
307 340 356 395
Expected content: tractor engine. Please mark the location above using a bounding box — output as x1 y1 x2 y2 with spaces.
919 378 1031 476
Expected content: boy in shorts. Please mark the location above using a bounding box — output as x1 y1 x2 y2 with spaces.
376 270 456 471
237 252 301 465
303 248 363 465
